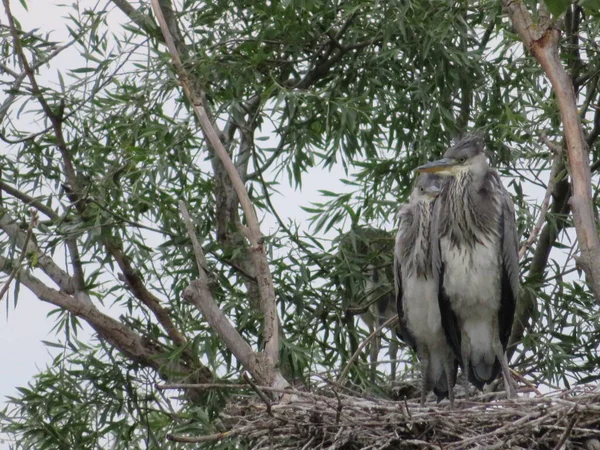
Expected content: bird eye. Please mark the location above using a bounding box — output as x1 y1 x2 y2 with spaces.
458 157 466 163
419 187 424 192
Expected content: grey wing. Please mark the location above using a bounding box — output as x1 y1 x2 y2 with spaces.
499 189 519 350
394 209 417 351
431 198 463 363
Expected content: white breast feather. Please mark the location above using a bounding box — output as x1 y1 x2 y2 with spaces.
440 234 502 359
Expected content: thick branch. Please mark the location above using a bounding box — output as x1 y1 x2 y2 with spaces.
151 0 280 366
110 0 161 39
504 1 600 303
0 209 37 300
180 202 289 390
0 256 160 368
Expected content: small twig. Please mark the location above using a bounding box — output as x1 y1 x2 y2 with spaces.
510 368 542 397
338 315 399 383
167 431 233 443
0 209 38 301
553 414 578 450
332 387 343 424
243 371 273 416
179 201 208 273
518 134 563 260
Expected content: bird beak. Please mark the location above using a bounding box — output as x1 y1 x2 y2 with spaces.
426 185 441 196
415 158 457 174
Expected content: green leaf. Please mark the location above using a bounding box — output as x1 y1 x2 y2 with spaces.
544 0 571 16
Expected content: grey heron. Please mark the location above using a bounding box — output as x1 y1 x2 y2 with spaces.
416 135 519 398
394 173 458 405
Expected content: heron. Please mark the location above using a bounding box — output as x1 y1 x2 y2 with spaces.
394 173 458 405
415 135 519 398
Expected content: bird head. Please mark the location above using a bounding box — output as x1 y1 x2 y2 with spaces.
411 173 442 202
414 135 488 178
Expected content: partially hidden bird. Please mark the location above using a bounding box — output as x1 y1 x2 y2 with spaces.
394 172 458 405
416 135 519 398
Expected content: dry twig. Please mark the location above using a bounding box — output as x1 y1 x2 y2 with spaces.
338 315 399 383
167 381 600 449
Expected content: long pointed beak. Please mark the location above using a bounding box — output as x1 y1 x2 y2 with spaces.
425 185 441 196
415 158 456 173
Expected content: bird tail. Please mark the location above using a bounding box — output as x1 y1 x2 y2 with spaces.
429 350 458 402
468 357 501 391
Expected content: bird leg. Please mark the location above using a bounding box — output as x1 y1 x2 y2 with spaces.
494 343 516 399
460 334 472 400
368 325 380 383
419 352 431 406
389 337 398 381
443 355 456 406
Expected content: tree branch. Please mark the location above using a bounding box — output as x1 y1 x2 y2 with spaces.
1 3 187 343
0 181 59 220
104 240 188 347
109 0 161 40
518 135 563 259
0 255 160 368
151 0 281 367
0 209 37 301
337 315 399 383
2 0 79 197
504 0 600 304
0 208 77 293
180 201 289 390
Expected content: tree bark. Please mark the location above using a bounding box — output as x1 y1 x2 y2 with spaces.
504 1 600 304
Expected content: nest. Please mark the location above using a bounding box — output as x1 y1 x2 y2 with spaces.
216 383 600 449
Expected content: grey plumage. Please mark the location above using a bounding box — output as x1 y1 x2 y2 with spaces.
416 135 519 397
394 173 458 405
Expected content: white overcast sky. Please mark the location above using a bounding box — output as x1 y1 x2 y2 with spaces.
0 1 566 448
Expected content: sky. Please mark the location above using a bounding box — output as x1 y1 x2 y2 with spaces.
0 0 570 448
0 2 355 448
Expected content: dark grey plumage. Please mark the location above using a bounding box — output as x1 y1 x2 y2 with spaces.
416 135 519 397
394 173 458 405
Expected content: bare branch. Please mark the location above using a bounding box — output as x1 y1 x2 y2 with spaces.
518 135 563 260
110 0 161 39
151 0 280 366
504 0 600 303
104 239 187 347
179 201 208 273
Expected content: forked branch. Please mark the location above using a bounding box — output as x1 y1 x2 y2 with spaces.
150 0 281 366
180 202 289 390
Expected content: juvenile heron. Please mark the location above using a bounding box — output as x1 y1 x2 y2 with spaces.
394 173 458 405
416 135 519 398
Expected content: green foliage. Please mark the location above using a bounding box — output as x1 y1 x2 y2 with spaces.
0 0 599 448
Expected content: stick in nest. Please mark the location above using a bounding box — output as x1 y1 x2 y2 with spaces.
337 315 399 383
